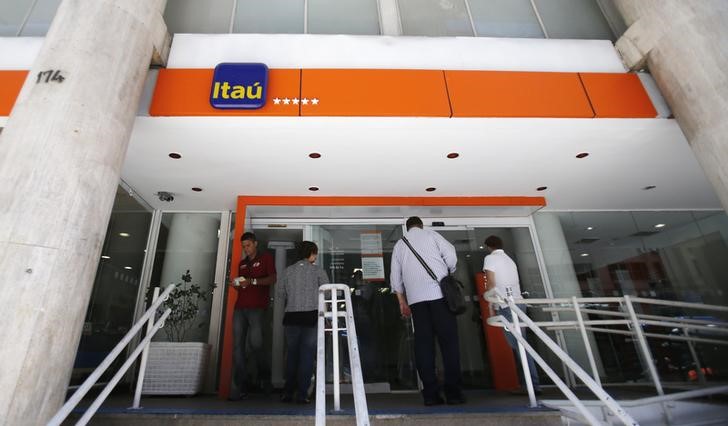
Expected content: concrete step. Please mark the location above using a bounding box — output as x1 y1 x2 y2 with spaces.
75 412 562 425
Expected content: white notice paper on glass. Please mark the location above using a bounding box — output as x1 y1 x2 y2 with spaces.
361 257 385 281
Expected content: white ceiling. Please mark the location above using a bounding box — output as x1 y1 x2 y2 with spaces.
122 115 721 212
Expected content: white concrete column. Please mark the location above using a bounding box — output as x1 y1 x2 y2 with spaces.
0 1 169 424
614 1 728 213
268 241 295 387
533 213 604 377
378 0 402 36
157 213 220 342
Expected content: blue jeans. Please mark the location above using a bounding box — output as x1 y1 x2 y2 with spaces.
497 305 540 389
232 309 269 394
284 325 318 399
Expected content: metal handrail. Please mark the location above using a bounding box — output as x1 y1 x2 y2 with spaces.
48 284 175 426
485 289 728 426
316 284 370 426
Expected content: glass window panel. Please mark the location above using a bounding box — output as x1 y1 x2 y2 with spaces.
533 0 614 40
164 0 234 34
468 0 544 38
0 0 32 36
233 0 304 34
19 0 62 36
308 0 379 35
537 210 728 384
399 0 473 37
71 186 153 386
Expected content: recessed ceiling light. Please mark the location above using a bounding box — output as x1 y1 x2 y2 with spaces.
101 255 110 259
580 253 589 257
654 223 666 228
425 187 436 192
308 186 319 191
537 186 548 191
309 152 321 159
168 152 182 159
191 187 202 192
119 232 130 237
124 266 132 270
479 246 484 249
642 185 656 190
576 152 589 159
586 226 594 231
446 152 459 159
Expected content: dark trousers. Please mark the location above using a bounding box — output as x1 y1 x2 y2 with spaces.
232 308 269 394
410 298 463 400
284 325 318 399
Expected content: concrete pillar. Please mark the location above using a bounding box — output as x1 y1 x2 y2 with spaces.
268 241 295 387
533 213 605 377
0 1 169 424
157 213 220 343
378 0 402 36
614 1 728 212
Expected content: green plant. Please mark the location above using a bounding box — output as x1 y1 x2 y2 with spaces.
149 270 216 342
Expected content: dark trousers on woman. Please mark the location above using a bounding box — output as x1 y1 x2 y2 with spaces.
283 325 317 401
410 298 463 402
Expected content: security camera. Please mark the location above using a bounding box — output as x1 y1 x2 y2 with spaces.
157 191 174 202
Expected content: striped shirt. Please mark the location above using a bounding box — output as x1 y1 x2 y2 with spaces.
277 260 330 312
390 227 457 305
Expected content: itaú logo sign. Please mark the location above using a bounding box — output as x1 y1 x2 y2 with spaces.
210 63 268 109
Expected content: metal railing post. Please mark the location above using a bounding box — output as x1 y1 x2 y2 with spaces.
48 284 176 426
508 302 639 426
573 297 601 387
623 296 664 396
573 296 607 422
131 286 160 409
684 328 707 384
315 291 326 426
331 289 341 412
341 286 370 424
507 287 537 408
624 295 672 425
315 284 370 426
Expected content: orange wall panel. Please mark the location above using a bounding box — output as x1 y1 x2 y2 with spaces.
0 71 28 116
149 68 300 116
300 69 451 117
580 73 657 118
446 70 595 118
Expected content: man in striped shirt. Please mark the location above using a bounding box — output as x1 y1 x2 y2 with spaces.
391 216 465 406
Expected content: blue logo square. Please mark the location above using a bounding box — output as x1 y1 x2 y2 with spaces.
210 63 268 109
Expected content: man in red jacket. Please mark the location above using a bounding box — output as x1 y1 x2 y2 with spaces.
230 232 277 400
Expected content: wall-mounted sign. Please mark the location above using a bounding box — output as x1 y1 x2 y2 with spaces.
210 63 268 109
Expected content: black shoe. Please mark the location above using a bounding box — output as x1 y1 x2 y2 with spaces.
295 397 311 404
280 394 293 403
423 395 445 406
508 388 542 396
227 391 248 401
446 394 466 405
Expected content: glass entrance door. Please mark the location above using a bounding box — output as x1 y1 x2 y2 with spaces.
249 219 548 393
426 225 545 389
309 224 418 391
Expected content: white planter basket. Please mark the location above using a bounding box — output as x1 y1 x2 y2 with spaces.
141 342 210 395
